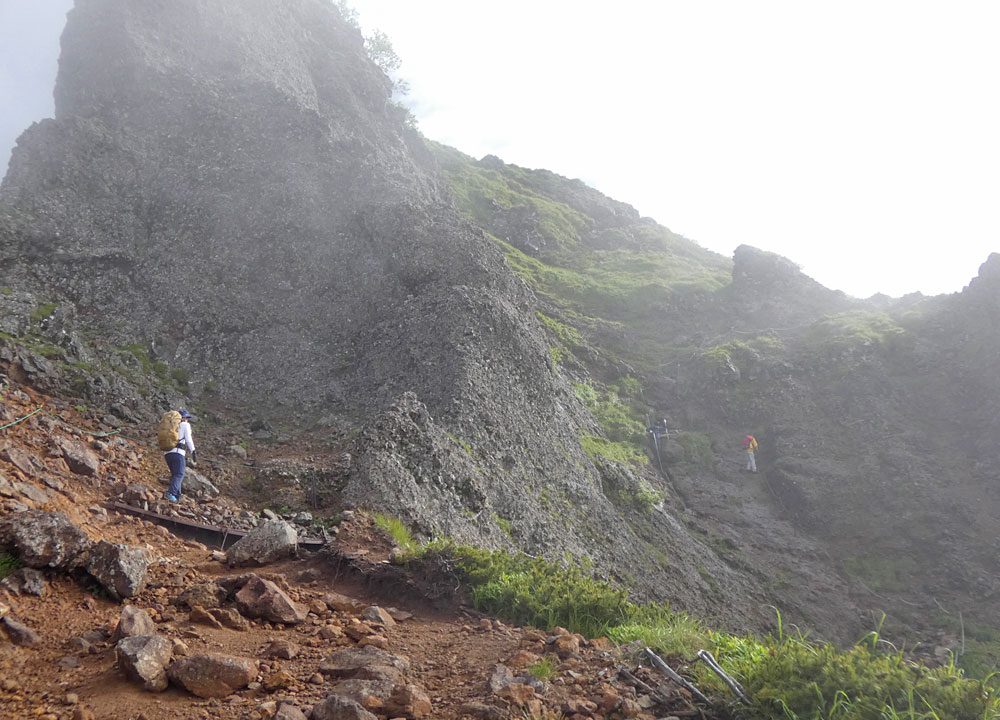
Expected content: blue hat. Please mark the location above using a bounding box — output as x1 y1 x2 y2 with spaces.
179 409 192 419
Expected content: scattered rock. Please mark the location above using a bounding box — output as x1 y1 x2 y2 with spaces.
167 653 257 698
210 607 251 630
173 582 227 609
226 519 298 567
2 567 46 596
322 592 363 613
117 634 172 692
183 469 220 498
274 703 308 720
172 638 189 656
0 510 92 570
500 682 536 708
53 438 101 476
263 669 295 691
310 694 378 720
72 707 96 720
318 645 410 678
1 446 38 475
235 576 306 625
553 633 581 658
361 606 396 628
263 639 300 660
13 482 50 504
385 683 432 719
111 605 157 642
488 664 514 694
1 615 40 646
86 540 151 600
457 703 506 720
190 605 225 629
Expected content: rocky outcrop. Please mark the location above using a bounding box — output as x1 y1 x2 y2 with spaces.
0 510 92 571
86 540 151 600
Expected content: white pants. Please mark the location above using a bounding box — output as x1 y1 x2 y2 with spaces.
746 450 757 472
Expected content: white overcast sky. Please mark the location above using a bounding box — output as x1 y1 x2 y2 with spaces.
2 1 998 298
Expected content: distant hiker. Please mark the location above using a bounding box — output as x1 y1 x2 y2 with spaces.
158 409 196 502
742 434 758 473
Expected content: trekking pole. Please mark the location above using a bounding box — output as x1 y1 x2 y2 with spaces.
695 650 751 704
643 647 711 706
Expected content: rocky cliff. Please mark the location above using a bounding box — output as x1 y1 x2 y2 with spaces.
0 0 801 637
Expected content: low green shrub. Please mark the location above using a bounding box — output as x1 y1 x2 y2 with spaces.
404 542 1000 719
715 628 1000 720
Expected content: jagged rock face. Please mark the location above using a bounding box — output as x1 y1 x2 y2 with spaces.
0 0 525 416
0 0 788 631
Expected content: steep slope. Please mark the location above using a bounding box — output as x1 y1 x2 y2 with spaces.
0 0 808 640
434 147 1000 656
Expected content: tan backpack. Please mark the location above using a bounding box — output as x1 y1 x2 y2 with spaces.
157 411 182 451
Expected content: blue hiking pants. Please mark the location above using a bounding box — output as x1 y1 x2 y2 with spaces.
165 452 186 498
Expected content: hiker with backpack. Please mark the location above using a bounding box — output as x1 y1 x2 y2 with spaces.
742 434 758 473
158 409 196 502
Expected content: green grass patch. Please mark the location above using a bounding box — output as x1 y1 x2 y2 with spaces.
29 302 57 322
580 434 648 467
0 553 22 579
492 513 513 538
805 311 906 352
373 513 419 556
573 381 645 444
419 541 632 638
526 656 557 682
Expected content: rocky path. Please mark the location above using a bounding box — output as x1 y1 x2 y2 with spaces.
0 382 708 720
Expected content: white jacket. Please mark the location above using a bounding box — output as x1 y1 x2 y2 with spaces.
165 421 195 456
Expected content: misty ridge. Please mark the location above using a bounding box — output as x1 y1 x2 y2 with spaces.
1 1 1000 719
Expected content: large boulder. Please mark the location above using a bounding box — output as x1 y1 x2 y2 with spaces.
167 653 257 698
116 634 172 692
234 575 305 625
0 510 92 570
226 519 297 567
110 605 156 642
86 540 151 600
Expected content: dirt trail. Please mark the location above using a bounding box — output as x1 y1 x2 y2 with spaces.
0 382 712 720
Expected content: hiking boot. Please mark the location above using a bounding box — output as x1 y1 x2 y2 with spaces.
164 493 179 502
